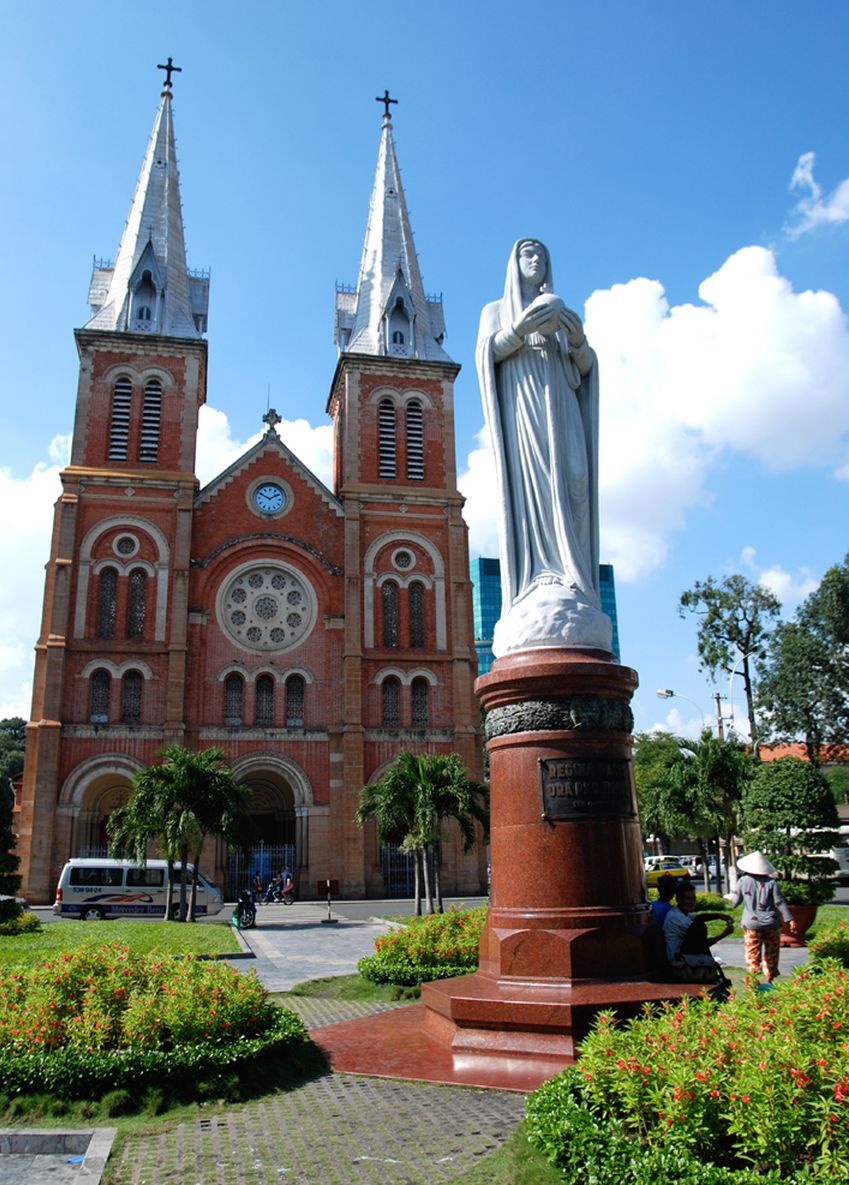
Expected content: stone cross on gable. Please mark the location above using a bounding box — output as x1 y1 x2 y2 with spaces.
263 408 282 433
375 90 398 119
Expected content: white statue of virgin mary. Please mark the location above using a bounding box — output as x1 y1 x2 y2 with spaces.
476 239 613 657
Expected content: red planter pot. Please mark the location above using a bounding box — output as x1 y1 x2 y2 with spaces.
780 903 818 947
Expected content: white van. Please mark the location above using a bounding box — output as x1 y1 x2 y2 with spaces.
54 858 224 920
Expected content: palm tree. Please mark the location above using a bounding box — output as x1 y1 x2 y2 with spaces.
357 752 488 914
109 745 250 921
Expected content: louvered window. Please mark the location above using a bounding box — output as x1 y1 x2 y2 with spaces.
286 675 305 727
378 399 396 477
89 670 111 723
223 674 244 726
409 581 425 648
382 677 401 728
406 401 424 480
139 378 163 462
96 567 118 639
127 568 147 638
411 677 429 727
108 377 132 460
382 581 399 648
255 674 275 726
121 670 143 724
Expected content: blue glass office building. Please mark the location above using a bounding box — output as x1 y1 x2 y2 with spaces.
470 557 621 673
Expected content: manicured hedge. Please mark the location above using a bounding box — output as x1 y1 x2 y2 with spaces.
358 905 486 986
526 961 849 1181
0 941 314 1099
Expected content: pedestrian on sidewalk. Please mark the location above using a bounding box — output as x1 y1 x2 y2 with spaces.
727 850 796 984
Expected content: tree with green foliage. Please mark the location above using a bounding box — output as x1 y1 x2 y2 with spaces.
741 755 839 905
0 717 26 788
679 574 781 749
757 555 849 766
109 745 250 921
633 731 693 851
0 778 23 927
357 752 488 914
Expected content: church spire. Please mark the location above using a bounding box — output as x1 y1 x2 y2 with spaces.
85 62 208 339
335 96 449 362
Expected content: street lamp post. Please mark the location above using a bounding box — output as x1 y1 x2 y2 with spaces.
655 688 708 733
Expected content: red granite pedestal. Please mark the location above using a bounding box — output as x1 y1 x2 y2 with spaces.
421 648 694 1069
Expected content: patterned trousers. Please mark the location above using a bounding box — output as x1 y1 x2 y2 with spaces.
743 925 782 980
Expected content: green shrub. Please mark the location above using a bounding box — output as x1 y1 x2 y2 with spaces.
0 941 314 1099
693 891 730 912
526 961 849 1181
0 910 41 936
358 905 486 986
809 921 849 966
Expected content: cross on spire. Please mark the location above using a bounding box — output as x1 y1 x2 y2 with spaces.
263 408 282 432
375 89 398 119
157 57 182 89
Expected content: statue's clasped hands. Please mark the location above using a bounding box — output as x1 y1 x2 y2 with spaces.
514 294 586 347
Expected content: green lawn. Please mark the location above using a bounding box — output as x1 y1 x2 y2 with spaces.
0 919 239 967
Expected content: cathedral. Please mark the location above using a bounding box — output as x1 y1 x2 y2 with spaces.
17 71 484 902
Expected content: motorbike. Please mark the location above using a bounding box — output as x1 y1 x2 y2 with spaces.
260 878 295 905
232 888 257 929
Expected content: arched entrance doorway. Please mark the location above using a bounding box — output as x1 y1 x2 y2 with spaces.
226 754 313 898
59 755 142 861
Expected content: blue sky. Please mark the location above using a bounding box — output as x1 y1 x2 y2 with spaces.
2 1 848 740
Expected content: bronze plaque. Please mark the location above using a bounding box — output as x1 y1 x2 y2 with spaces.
538 756 635 820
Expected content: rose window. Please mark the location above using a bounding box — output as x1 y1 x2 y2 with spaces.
218 564 315 653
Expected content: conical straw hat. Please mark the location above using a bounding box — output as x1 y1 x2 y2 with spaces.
737 850 777 877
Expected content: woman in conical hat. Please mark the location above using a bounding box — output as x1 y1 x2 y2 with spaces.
729 850 796 984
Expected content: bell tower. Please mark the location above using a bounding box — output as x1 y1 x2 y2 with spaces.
18 63 209 900
327 95 482 895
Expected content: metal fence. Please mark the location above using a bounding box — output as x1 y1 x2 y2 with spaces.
379 844 438 898
227 844 295 899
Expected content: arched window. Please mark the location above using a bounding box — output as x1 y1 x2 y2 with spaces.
411 677 430 727
127 568 147 638
382 581 399 648
121 670 143 724
89 669 111 723
409 581 425 648
255 674 275 726
139 378 163 462
223 674 244 726
108 377 132 460
378 399 396 478
406 400 424 480
285 674 305 727
382 676 401 728
391 330 405 345
96 566 118 639
137 306 152 321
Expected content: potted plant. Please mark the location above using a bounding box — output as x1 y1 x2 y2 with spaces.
741 756 839 946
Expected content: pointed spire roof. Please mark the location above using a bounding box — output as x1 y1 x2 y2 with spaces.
335 103 450 362
85 70 208 338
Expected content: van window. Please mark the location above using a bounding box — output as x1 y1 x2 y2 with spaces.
69 866 123 887
127 867 165 888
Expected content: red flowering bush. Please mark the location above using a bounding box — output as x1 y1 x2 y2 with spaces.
0 941 312 1098
809 921 849 968
526 961 849 1181
358 905 486 986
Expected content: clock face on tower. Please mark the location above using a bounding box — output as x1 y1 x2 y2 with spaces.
253 482 286 514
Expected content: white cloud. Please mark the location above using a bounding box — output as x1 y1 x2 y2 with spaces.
0 436 68 718
459 246 849 582
757 564 819 610
196 404 333 489
786 151 849 239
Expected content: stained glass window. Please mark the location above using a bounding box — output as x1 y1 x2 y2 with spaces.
382 677 401 728
96 567 118 639
409 581 425 648
382 581 398 648
223 674 244 726
255 674 275 726
411 677 429 727
127 568 147 638
121 670 143 723
286 674 305 727
89 669 111 723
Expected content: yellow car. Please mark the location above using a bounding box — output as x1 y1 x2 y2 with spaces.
644 857 692 888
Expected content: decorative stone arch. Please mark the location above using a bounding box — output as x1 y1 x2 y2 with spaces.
100 362 177 390
372 666 436 687
215 662 252 682
79 659 155 681
364 530 446 650
92 557 156 577
229 752 314 809
229 752 314 870
57 752 144 856
366 385 435 412
75 515 171 641
375 570 434 591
